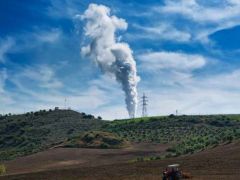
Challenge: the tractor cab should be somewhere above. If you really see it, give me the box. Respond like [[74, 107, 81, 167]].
[[162, 164, 182, 180]]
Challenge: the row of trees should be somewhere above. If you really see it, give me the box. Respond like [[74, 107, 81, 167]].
[[104, 115, 240, 157]]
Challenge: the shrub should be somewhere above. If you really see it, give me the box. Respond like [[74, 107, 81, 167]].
[[82, 133, 94, 143], [103, 137, 121, 145], [100, 143, 109, 149], [0, 164, 6, 175]]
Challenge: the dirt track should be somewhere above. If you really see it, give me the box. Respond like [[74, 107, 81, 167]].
[[1, 142, 240, 180]]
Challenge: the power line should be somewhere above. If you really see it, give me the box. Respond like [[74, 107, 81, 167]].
[[141, 93, 148, 117]]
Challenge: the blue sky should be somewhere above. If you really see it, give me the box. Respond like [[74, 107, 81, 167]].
[[1, 0, 240, 119]]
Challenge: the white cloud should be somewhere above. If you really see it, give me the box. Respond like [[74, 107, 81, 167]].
[[10, 28, 63, 53], [0, 69, 14, 109], [159, 0, 240, 24], [0, 86, 109, 116], [138, 51, 206, 71], [202, 69, 240, 90], [147, 88, 240, 116], [142, 68, 240, 117], [47, 0, 80, 19], [132, 23, 191, 42], [0, 69, 7, 93], [135, 0, 240, 44], [17, 65, 63, 89], [34, 28, 62, 43], [0, 37, 14, 63], [2, 59, 240, 120], [95, 105, 128, 120], [0, 66, 127, 119]]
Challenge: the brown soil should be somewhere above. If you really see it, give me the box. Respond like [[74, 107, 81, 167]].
[[2, 142, 168, 176], [1, 142, 239, 180]]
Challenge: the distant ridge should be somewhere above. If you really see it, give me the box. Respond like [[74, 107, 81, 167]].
[[0, 109, 106, 160]]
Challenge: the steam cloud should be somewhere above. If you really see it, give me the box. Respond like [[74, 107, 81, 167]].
[[80, 4, 139, 118]]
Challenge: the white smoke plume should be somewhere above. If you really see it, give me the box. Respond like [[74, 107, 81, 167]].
[[80, 4, 139, 118]]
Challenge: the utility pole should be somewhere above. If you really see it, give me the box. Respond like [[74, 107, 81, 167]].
[[141, 93, 148, 117], [64, 98, 67, 110]]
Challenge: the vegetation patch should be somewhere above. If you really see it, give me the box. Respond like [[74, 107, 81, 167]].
[[103, 115, 240, 157], [0, 109, 106, 160], [1, 110, 240, 161], [63, 131, 129, 149], [0, 164, 6, 175]]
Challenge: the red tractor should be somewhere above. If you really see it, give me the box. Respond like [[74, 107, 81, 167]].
[[162, 164, 182, 180], [162, 164, 192, 180]]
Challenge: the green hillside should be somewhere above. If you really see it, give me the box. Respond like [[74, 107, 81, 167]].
[[0, 109, 106, 160], [103, 115, 240, 156], [1, 110, 240, 161]]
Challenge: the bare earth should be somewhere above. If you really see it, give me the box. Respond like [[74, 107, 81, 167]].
[[1, 142, 239, 180], [2, 143, 169, 175]]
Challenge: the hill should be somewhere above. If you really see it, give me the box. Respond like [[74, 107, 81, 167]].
[[1, 111, 240, 161], [0, 109, 106, 160], [102, 114, 240, 157], [62, 131, 129, 149], [0, 112, 240, 179]]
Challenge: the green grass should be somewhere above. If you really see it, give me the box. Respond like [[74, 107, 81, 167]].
[[0, 164, 6, 175]]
